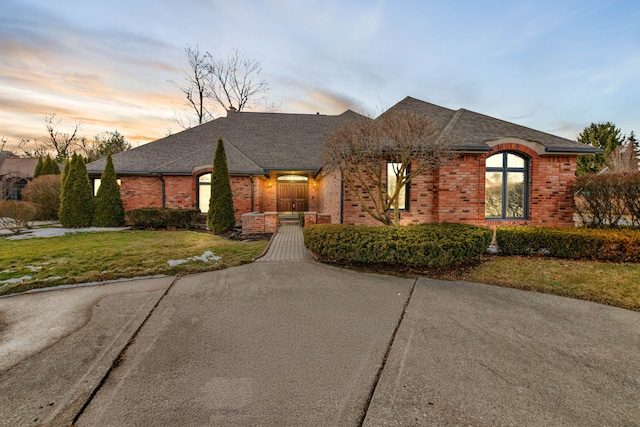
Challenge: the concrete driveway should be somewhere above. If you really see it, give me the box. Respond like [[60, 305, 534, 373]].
[[1, 262, 639, 426]]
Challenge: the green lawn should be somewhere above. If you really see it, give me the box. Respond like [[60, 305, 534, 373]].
[[0, 230, 267, 296]]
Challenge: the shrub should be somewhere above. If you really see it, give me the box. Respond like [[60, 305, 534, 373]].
[[207, 138, 236, 233], [33, 156, 43, 178], [93, 152, 125, 227], [0, 200, 37, 234], [496, 226, 640, 262], [22, 175, 62, 220], [59, 154, 95, 227], [126, 208, 201, 230], [572, 172, 640, 228], [303, 223, 493, 268]]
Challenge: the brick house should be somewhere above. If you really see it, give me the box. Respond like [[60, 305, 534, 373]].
[[86, 96, 599, 231], [0, 151, 39, 200]]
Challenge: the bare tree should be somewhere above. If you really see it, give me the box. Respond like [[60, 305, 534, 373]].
[[78, 130, 132, 162], [44, 114, 84, 162], [172, 46, 275, 128], [323, 110, 454, 226], [17, 139, 48, 159], [605, 143, 639, 173], [206, 48, 271, 112], [171, 45, 213, 128]]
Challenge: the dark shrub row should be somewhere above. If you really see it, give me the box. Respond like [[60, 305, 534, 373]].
[[496, 227, 640, 262], [126, 208, 201, 230], [303, 223, 493, 268], [571, 172, 640, 228]]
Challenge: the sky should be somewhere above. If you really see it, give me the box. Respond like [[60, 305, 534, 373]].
[[1, 0, 639, 152]]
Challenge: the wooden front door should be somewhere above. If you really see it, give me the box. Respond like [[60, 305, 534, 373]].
[[278, 182, 307, 212]]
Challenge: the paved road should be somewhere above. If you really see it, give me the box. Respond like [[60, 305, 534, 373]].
[[1, 262, 639, 426]]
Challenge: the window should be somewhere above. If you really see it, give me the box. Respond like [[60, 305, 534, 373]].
[[387, 162, 407, 210], [485, 152, 528, 219], [197, 173, 211, 213], [93, 178, 121, 197]]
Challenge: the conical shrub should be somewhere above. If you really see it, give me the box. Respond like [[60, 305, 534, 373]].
[[207, 138, 236, 233], [59, 154, 95, 227], [93, 152, 125, 226]]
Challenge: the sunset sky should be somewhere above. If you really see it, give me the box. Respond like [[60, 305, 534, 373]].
[[2, 0, 639, 152]]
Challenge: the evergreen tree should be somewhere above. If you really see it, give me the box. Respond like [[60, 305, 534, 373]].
[[628, 131, 639, 152], [207, 138, 236, 233], [576, 122, 624, 175], [41, 155, 51, 175], [59, 154, 95, 227], [34, 156, 43, 178], [93, 152, 125, 226], [58, 155, 76, 226], [46, 154, 61, 175]]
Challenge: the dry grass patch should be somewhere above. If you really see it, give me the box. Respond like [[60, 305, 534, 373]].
[[436, 256, 640, 312], [0, 230, 267, 295]]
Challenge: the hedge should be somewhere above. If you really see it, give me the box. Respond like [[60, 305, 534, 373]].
[[571, 172, 640, 228], [126, 208, 201, 230], [303, 223, 493, 268], [496, 226, 640, 262]]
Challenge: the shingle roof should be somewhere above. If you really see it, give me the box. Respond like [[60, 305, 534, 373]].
[[87, 109, 366, 176], [385, 96, 600, 153], [0, 155, 39, 178], [87, 96, 598, 176]]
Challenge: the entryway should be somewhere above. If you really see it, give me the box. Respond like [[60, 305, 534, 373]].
[[276, 175, 308, 214]]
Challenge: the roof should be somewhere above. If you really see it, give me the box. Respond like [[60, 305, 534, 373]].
[[384, 96, 601, 154], [87, 109, 366, 176], [87, 96, 599, 176], [0, 154, 39, 179]]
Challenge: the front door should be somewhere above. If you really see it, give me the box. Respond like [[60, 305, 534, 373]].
[[278, 182, 307, 213]]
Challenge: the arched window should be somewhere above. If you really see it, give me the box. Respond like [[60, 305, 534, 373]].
[[485, 152, 528, 219], [197, 173, 211, 213]]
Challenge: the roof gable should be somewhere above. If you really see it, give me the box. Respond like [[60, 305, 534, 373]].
[[382, 97, 599, 154], [88, 109, 367, 175]]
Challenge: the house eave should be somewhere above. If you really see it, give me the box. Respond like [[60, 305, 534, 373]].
[[544, 147, 603, 155]]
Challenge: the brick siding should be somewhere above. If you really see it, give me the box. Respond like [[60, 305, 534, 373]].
[[340, 143, 578, 227]]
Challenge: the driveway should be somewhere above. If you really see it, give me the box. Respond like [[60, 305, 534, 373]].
[[1, 262, 639, 426]]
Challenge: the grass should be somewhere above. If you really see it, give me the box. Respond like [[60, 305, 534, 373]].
[[326, 255, 640, 312], [0, 230, 268, 296], [2, 228, 639, 313], [431, 256, 640, 312]]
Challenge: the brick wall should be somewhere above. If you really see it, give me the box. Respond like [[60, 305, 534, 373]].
[[120, 176, 163, 210], [308, 177, 320, 211], [339, 145, 578, 228], [261, 177, 277, 212], [122, 173, 263, 224], [241, 212, 278, 234], [435, 154, 485, 225], [164, 176, 193, 209], [318, 170, 342, 223]]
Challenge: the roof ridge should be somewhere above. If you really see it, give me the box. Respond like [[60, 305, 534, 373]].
[[436, 109, 465, 144], [152, 138, 263, 173], [458, 107, 576, 144], [220, 139, 264, 172]]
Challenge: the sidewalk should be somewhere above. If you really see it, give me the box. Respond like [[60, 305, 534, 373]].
[[255, 223, 311, 262]]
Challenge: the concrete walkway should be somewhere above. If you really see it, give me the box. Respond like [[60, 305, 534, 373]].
[[255, 223, 311, 262]]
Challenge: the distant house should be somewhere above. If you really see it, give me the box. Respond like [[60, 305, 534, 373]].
[[0, 151, 39, 200], [86, 96, 599, 230]]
